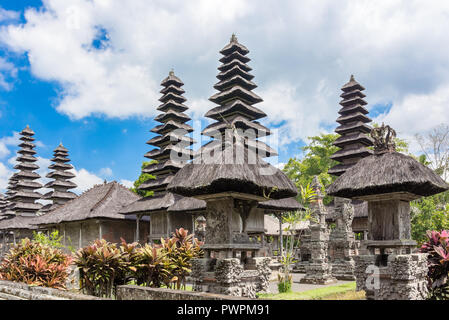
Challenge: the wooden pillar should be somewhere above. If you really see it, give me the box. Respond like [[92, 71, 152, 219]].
[[98, 220, 103, 240], [13, 231, 16, 245], [135, 214, 141, 243], [79, 223, 82, 249], [275, 213, 284, 257], [63, 225, 66, 246], [2, 231, 5, 255]]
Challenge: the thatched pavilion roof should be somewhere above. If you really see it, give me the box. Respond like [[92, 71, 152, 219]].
[[327, 151, 449, 199], [34, 181, 140, 225], [0, 214, 38, 231], [167, 145, 297, 200], [258, 197, 304, 211]]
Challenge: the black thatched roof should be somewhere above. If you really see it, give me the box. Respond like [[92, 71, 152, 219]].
[[9, 126, 43, 215], [328, 75, 373, 177], [0, 214, 38, 231], [167, 144, 297, 200], [258, 197, 304, 211], [34, 181, 140, 225], [327, 151, 449, 199]]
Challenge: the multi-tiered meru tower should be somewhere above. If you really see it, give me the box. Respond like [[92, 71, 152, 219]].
[[121, 71, 203, 242], [8, 126, 42, 216], [328, 75, 373, 176], [327, 75, 373, 280], [40, 144, 77, 214], [201, 34, 276, 158], [168, 35, 298, 298]]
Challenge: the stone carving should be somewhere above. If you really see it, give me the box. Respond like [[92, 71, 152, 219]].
[[371, 123, 396, 154], [355, 253, 428, 300], [300, 177, 337, 284], [329, 197, 357, 280]]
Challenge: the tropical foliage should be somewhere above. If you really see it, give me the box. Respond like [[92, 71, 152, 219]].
[[130, 161, 157, 197], [73, 228, 203, 298], [0, 238, 72, 289], [420, 230, 449, 300], [283, 133, 338, 205]]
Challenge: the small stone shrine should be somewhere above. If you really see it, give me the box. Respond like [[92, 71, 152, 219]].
[[300, 177, 337, 284], [328, 197, 358, 280], [167, 35, 298, 298], [327, 123, 449, 300]]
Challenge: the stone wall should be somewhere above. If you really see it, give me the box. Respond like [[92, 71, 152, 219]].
[[116, 284, 251, 300], [0, 280, 104, 300]]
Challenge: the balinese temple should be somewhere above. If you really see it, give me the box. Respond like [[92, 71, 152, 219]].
[[0, 193, 7, 219], [328, 75, 373, 176], [0, 126, 42, 245], [120, 71, 205, 242], [167, 35, 298, 298], [40, 143, 77, 214], [8, 125, 43, 216], [35, 181, 149, 250], [327, 75, 373, 239], [201, 33, 303, 245]]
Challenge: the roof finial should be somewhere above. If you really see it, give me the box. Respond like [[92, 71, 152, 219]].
[[350, 74, 355, 82], [230, 33, 238, 43], [59, 141, 63, 147], [371, 123, 397, 154], [169, 69, 175, 77]]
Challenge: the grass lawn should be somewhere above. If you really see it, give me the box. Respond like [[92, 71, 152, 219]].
[[258, 282, 365, 300]]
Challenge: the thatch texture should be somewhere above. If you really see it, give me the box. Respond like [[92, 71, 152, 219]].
[[34, 181, 140, 225], [258, 197, 304, 211], [8, 125, 43, 215], [167, 146, 297, 200], [0, 215, 38, 230], [327, 151, 449, 198], [328, 75, 373, 177]]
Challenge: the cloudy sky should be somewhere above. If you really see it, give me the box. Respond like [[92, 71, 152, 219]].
[[0, 0, 448, 194]]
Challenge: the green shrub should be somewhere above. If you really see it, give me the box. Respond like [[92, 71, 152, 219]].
[[74, 229, 203, 297], [277, 279, 292, 293], [0, 238, 72, 289]]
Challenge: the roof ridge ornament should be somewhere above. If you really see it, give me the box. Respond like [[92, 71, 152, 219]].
[[371, 123, 396, 154], [350, 74, 355, 82], [169, 69, 175, 77], [230, 33, 238, 43]]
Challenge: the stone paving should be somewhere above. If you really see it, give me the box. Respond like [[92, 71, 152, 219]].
[[267, 272, 353, 294]]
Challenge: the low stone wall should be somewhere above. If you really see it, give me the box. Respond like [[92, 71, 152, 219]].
[[116, 285, 252, 300], [0, 280, 104, 300]]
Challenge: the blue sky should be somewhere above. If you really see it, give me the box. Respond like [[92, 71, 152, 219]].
[[0, 0, 448, 194]]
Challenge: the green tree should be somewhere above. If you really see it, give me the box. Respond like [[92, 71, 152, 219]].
[[131, 161, 156, 198], [283, 133, 338, 205], [411, 193, 449, 244]]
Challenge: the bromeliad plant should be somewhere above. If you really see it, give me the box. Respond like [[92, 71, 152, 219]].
[[420, 230, 449, 300], [0, 238, 72, 289]]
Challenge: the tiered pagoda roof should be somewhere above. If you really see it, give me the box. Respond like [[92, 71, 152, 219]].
[[121, 71, 205, 215], [40, 143, 77, 214], [168, 35, 297, 201], [0, 193, 7, 219], [8, 126, 43, 215], [328, 75, 374, 177], [199, 34, 276, 158]]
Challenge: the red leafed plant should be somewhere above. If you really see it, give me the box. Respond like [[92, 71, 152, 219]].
[[0, 238, 72, 289], [420, 230, 449, 300]]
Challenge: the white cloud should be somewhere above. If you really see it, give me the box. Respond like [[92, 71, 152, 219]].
[[0, 0, 448, 153], [99, 167, 113, 177], [0, 8, 19, 22], [70, 167, 104, 194], [0, 162, 12, 193], [120, 179, 133, 188], [0, 131, 20, 159]]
